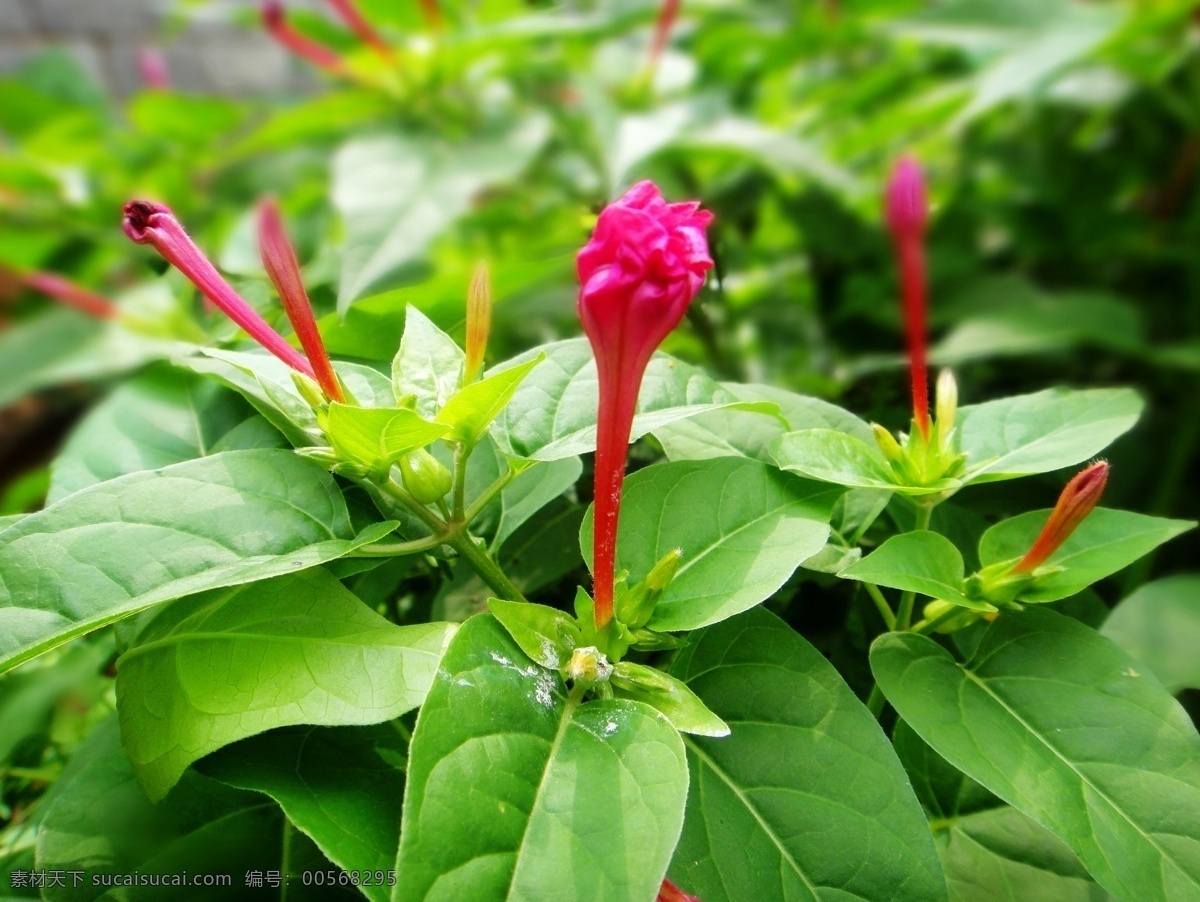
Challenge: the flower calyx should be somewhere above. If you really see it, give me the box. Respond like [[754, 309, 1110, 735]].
[[872, 368, 966, 494]]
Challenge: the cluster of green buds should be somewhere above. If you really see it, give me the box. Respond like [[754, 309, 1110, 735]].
[[872, 368, 968, 495]]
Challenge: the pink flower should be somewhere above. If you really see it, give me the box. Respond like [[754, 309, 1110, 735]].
[[1013, 461, 1109, 574], [136, 47, 171, 91], [122, 200, 315, 378], [579, 180, 713, 628], [262, 1, 345, 73], [884, 155, 930, 439], [258, 199, 343, 401], [21, 271, 117, 319]]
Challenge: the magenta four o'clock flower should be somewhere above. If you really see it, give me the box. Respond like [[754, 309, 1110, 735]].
[[578, 180, 714, 629]]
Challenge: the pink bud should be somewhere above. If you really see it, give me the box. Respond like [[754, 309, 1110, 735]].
[[22, 271, 117, 320], [325, 0, 393, 60], [657, 879, 700, 902], [884, 155, 930, 438], [258, 199, 343, 402], [1013, 461, 1109, 574], [136, 47, 171, 91], [263, 1, 345, 72], [579, 180, 713, 628], [122, 200, 315, 378]]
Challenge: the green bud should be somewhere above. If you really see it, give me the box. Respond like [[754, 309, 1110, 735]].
[[398, 448, 452, 504], [616, 548, 683, 630], [935, 369, 958, 435], [294, 446, 339, 468], [292, 371, 327, 409], [873, 423, 906, 464]]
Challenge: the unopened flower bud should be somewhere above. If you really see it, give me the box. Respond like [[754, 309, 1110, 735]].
[[884, 155, 930, 439], [873, 423, 905, 464], [398, 448, 452, 505], [1013, 461, 1109, 574], [564, 646, 612, 684], [935, 369, 957, 434], [465, 261, 492, 383], [617, 548, 682, 630], [292, 371, 327, 410]]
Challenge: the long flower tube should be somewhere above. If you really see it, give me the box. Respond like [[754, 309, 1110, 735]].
[[21, 271, 117, 319], [263, 1, 345, 72], [325, 0, 394, 61], [579, 181, 713, 628], [122, 200, 315, 378], [884, 155, 930, 439], [1013, 461, 1109, 574], [646, 0, 681, 77], [257, 199, 343, 401]]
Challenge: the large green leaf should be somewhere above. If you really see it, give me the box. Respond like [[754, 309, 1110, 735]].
[[333, 117, 550, 309], [978, 508, 1194, 602], [199, 724, 407, 902], [957, 388, 1142, 483], [116, 570, 453, 801], [436, 354, 545, 444], [395, 615, 688, 902], [841, 531, 996, 612], [392, 307, 465, 418], [580, 458, 840, 631], [0, 449, 396, 675], [871, 609, 1200, 901], [668, 608, 947, 901], [490, 339, 777, 461], [47, 367, 283, 504], [1103, 575, 1200, 693]]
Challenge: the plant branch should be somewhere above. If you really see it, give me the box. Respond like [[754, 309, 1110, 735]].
[[864, 583, 896, 631]]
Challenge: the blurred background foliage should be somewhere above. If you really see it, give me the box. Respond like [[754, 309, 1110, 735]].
[[1, 0, 1199, 877]]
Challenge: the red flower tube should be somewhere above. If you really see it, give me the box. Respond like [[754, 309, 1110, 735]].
[[258, 199, 343, 402], [657, 878, 700, 902], [884, 155, 930, 439], [325, 0, 394, 61], [122, 200, 315, 378], [1013, 461, 1109, 574], [262, 1, 345, 72], [646, 0, 681, 75], [21, 271, 117, 319], [579, 181, 713, 628]]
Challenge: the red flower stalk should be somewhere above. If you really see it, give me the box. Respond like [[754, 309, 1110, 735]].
[[325, 0, 394, 60], [1013, 461, 1109, 574], [657, 878, 700, 902], [123, 200, 315, 378], [579, 181, 713, 628], [646, 0, 681, 76], [136, 47, 171, 91], [262, 1, 345, 72], [885, 155, 930, 439], [21, 271, 117, 319], [257, 199, 343, 402]]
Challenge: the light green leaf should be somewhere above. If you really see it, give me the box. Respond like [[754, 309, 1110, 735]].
[[842, 531, 996, 612], [0, 449, 397, 675], [436, 353, 545, 444], [610, 661, 729, 737], [395, 615, 688, 902], [871, 608, 1200, 901], [324, 403, 448, 471], [116, 570, 454, 801], [48, 367, 283, 504], [978, 508, 1194, 602], [580, 458, 840, 631], [1103, 576, 1200, 693], [197, 724, 407, 902], [958, 388, 1143, 483], [771, 429, 956, 495], [669, 608, 947, 901], [392, 307, 465, 418], [333, 117, 550, 309], [489, 598, 581, 669]]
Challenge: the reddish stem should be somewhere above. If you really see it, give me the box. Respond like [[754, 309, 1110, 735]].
[[325, 0, 394, 60], [646, 0, 681, 74], [21, 272, 118, 319], [263, 1, 346, 72], [897, 235, 929, 437]]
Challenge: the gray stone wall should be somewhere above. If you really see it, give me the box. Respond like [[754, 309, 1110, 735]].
[[0, 0, 325, 96]]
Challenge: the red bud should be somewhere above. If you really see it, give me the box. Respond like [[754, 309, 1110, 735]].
[[885, 155, 930, 439], [1014, 461, 1109, 574]]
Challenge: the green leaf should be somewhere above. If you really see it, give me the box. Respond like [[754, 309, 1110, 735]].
[[395, 615, 688, 901], [0, 449, 397, 675], [610, 661, 729, 737], [198, 724, 407, 902], [771, 429, 957, 495], [978, 508, 1194, 602], [957, 388, 1142, 483], [436, 353, 545, 444], [580, 459, 840, 631], [668, 608, 947, 901], [841, 531, 996, 612], [491, 339, 776, 461], [333, 117, 550, 309], [116, 569, 454, 801], [870, 608, 1200, 901], [48, 367, 283, 504], [490, 456, 582, 551], [489, 598, 581, 669], [324, 403, 448, 471], [1103, 575, 1200, 693], [392, 307, 465, 418]]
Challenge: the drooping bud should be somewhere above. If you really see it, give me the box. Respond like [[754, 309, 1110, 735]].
[[258, 199, 343, 402], [1013, 461, 1109, 574], [579, 180, 713, 629], [136, 47, 170, 91], [935, 368, 957, 434], [325, 0, 393, 60], [21, 271, 117, 319], [884, 155, 930, 439], [464, 261, 492, 383], [262, 1, 345, 72], [657, 879, 700, 902], [398, 448, 453, 505], [872, 423, 905, 464], [122, 199, 315, 377]]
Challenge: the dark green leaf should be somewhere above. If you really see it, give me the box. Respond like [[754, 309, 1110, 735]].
[[841, 531, 996, 612], [1103, 575, 1200, 693]]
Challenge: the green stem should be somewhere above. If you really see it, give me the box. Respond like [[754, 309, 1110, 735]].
[[910, 606, 968, 636], [865, 583, 896, 631], [867, 685, 886, 718], [452, 441, 471, 521], [895, 503, 934, 630], [350, 535, 445, 557], [462, 467, 518, 526], [446, 531, 527, 603]]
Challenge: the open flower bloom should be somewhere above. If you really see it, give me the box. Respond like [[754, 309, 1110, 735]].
[[1014, 461, 1109, 574], [123, 200, 315, 378], [579, 180, 713, 627], [885, 155, 930, 439], [262, 1, 345, 72]]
